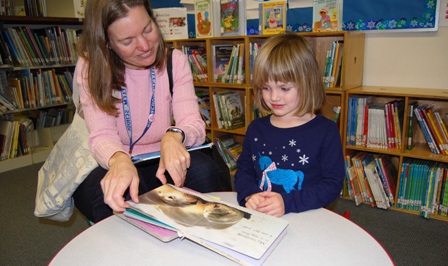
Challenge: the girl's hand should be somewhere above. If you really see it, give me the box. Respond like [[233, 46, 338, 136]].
[[101, 152, 140, 212], [253, 191, 285, 217], [156, 131, 190, 187], [245, 193, 265, 210]]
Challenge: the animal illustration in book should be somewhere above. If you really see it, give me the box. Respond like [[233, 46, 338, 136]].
[[196, 3, 212, 36], [139, 185, 251, 230], [220, 0, 239, 34], [316, 8, 331, 30], [265, 6, 282, 29], [312, 0, 341, 32], [258, 154, 304, 194]]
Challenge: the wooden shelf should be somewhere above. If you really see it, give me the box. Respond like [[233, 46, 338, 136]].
[[0, 15, 82, 25], [170, 31, 365, 142], [344, 86, 448, 221]]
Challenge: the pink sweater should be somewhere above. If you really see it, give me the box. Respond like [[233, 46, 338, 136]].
[[76, 49, 205, 169]]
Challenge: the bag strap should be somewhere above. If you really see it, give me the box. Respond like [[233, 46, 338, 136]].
[[167, 47, 174, 96]]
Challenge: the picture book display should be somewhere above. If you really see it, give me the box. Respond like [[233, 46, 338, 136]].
[[116, 184, 289, 265], [194, 0, 220, 38], [259, 1, 287, 35], [220, 0, 246, 36], [154, 8, 188, 40], [312, 0, 342, 32]]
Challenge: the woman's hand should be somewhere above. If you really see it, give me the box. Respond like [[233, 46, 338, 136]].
[[100, 152, 139, 212], [156, 131, 190, 187]]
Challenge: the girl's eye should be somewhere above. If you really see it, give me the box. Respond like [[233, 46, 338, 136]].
[[262, 87, 270, 91]]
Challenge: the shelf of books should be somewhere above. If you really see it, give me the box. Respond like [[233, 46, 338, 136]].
[[170, 31, 365, 173], [343, 86, 448, 222], [0, 14, 81, 172]]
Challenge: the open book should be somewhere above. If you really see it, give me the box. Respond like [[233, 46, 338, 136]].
[[131, 142, 214, 165], [115, 184, 289, 266]]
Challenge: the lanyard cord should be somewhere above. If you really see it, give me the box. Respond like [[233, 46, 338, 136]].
[[121, 67, 156, 155]]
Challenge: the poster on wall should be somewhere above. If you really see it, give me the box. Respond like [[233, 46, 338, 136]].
[[342, 0, 440, 32]]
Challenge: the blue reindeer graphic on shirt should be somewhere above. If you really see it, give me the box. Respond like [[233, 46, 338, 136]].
[[258, 154, 304, 193]]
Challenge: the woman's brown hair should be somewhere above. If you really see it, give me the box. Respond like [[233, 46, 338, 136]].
[[77, 0, 167, 115]]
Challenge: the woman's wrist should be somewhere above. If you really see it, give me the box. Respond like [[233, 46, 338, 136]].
[[166, 127, 186, 144], [108, 151, 131, 168]]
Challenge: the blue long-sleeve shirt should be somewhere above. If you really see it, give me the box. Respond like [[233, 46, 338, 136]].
[[234, 114, 345, 214]]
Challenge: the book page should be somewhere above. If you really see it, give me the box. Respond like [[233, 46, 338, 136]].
[[128, 184, 289, 260]]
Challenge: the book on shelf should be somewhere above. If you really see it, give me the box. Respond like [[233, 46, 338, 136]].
[[438, 168, 448, 217], [194, 0, 220, 38], [362, 154, 390, 209], [249, 42, 261, 84], [216, 91, 245, 130], [414, 105, 441, 154], [312, 0, 342, 32], [196, 90, 212, 126], [0, 120, 14, 160], [115, 184, 289, 265], [397, 159, 447, 218], [366, 102, 388, 149], [212, 91, 225, 129], [351, 152, 375, 207], [0, 32, 14, 66], [374, 155, 397, 207], [220, 0, 246, 36], [424, 106, 448, 155], [211, 44, 234, 83], [433, 109, 448, 152], [131, 142, 214, 165], [154, 7, 189, 41], [259, 1, 286, 35], [333, 106, 341, 123], [323, 40, 343, 88], [215, 134, 239, 170], [344, 155, 362, 206], [182, 46, 208, 83], [218, 43, 244, 84], [407, 102, 418, 150]]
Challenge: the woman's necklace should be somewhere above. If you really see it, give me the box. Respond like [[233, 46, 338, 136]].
[[121, 67, 156, 155]]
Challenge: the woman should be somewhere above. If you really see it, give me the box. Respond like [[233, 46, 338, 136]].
[[73, 0, 221, 223]]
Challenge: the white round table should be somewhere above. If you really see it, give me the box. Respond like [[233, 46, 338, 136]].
[[50, 192, 394, 266]]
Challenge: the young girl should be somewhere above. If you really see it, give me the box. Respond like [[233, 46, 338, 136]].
[[234, 33, 345, 217]]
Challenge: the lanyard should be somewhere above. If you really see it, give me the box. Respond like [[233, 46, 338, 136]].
[[121, 67, 156, 155]]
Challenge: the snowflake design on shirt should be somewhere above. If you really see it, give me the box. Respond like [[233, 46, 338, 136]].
[[289, 139, 296, 147], [282, 154, 288, 162], [299, 154, 309, 165]]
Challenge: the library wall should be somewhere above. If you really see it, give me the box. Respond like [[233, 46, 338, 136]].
[[363, 27, 448, 90]]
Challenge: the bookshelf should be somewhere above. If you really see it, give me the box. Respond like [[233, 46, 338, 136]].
[[344, 86, 448, 222], [169, 31, 365, 170], [0, 14, 82, 173]]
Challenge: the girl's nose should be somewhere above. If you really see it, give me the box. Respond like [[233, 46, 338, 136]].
[[270, 89, 280, 101]]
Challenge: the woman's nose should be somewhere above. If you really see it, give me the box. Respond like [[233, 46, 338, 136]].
[[136, 35, 149, 51]]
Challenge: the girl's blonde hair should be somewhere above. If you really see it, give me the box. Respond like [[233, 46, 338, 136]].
[[78, 0, 167, 115], [253, 33, 326, 116]]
